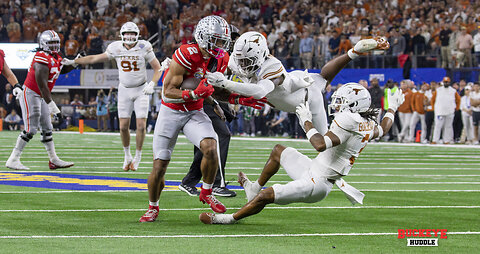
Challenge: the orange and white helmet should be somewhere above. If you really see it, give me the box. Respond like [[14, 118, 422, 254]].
[[329, 83, 371, 115], [120, 22, 140, 45], [232, 31, 269, 76]]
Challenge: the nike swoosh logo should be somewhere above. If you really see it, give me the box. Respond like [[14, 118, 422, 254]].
[[199, 92, 206, 96]]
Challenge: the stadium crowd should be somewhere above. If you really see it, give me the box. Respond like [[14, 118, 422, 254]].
[[1, 0, 480, 144]]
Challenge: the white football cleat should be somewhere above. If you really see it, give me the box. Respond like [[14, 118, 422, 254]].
[[123, 155, 133, 171], [353, 36, 390, 54], [49, 158, 74, 170], [6, 156, 29, 170], [199, 212, 236, 224], [238, 171, 260, 202], [129, 156, 141, 171]]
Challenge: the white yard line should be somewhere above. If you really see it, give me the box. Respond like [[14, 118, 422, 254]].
[[0, 206, 479, 213], [0, 232, 479, 239]]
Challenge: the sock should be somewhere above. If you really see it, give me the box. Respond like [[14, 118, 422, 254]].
[[43, 141, 58, 161], [124, 146, 131, 157], [252, 180, 262, 193], [11, 136, 28, 158], [149, 201, 159, 207], [135, 149, 142, 159], [202, 182, 213, 190]]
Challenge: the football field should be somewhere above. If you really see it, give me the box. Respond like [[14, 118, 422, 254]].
[[0, 131, 479, 253]]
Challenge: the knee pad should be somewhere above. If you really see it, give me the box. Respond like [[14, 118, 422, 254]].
[[41, 131, 53, 143], [20, 130, 34, 142]]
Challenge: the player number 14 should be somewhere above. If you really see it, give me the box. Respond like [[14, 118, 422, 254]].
[[121, 61, 140, 72]]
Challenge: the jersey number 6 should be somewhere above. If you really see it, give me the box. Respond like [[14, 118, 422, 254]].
[[121, 61, 140, 72]]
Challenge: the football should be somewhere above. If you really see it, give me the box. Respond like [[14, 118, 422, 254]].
[[180, 77, 202, 90]]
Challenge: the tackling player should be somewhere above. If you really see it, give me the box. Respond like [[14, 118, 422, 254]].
[[205, 32, 390, 135], [6, 30, 75, 170], [199, 83, 405, 224], [62, 22, 162, 171]]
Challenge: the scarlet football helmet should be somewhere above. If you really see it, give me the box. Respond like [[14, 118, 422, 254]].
[[194, 15, 231, 59], [39, 30, 61, 53]]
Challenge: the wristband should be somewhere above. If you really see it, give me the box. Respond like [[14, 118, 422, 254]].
[[306, 128, 319, 140], [14, 83, 22, 89], [377, 125, 384, 137], [347, 48, 359, 59], [323, 136, 333, 149], [384, 112, 394, 121], [182, 90, 197, 101]]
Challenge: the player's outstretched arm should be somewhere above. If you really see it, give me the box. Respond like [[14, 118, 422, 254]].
[[296, 103, 341, 152], [73, 53, 110, 65], [163, 60, 187, 99], [372, 89, 405, 139], [205, 71, 275, 99]]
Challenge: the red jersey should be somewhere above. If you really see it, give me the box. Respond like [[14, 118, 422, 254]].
[[0, 49, 5, 74], [24, 51, 63, 96], [162, 43, 229, 111]]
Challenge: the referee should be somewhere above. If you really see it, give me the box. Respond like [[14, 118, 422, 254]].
[[178, 25, 240, 197]]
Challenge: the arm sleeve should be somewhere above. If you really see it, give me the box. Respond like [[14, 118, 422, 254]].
[[224, 78, 275, 99], [33, 52, 50, 65], [144, 42, 156, 63]]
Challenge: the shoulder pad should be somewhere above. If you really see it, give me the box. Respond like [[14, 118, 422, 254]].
[[333, 112, 361, 132], [258, 56, 285, 80]]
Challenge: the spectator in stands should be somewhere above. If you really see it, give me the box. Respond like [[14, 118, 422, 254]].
[[243, 106, 256, 137], [96, 89, 108, 132], [288, 31, 301, 69], [389, 28, 406, 67], [3, 84, 14, 113], [299, 31, 314, 69], [460, 85, 475, 144], [456, 26, 473, 67], [60, 98, 74, 127], [368, 78, 383, 124], [471, 83, 480, 144], [65, 34, 80, 59], [6, 16, 20, 43], [328, 30, 340, 58], [0, 19, 8, 42], [408, 83, 428, 143], [273, 34, 289, 67], [398, 80, 413, 142], [4, 109, 22, 130], [0, 104, 6, 119], [473, 29, 480, 66], [431, 77, 461, 144]]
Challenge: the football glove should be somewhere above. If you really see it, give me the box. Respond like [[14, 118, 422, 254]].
[[295, 102, 312, 132], [143, 81, 156, 95], [387, 89, 405, 111], [12, 83, 23, 97], [47, 101, 61, 115], [160, 57, 171, 72], [205, 72, 228, 88]]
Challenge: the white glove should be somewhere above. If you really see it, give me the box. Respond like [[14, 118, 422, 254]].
[[48, 101, 61, 115], [143, 81, 156, 95], [61, 58, 77, 67], [387, 89, 405, 111], [295, 103, 312, 132], [12, 83, 23, 97], [159, 57, 171, 72], [205, 71, 228, 88], [301, 69, 314, 88]]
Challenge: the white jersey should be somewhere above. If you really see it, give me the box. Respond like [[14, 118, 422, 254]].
[[228, 55, 326, 112], [106, 40, 156, 88], [311, 111, 375, 176]]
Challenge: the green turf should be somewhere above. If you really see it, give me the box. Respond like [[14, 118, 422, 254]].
[[0, 131, 479, 253]]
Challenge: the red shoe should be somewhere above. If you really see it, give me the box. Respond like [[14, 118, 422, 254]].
[[199, 188, 226, 213], [139, 205, 159, 222]]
